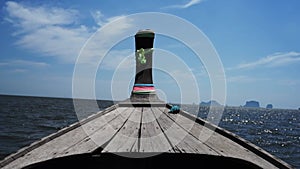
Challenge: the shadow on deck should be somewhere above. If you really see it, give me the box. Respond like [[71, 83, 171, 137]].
[[23, 152, 262, 169]]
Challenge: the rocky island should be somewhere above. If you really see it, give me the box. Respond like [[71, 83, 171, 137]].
[[200, 100, 221, 106], [244, 100, 260, 108], [266, 104, 273, 109]]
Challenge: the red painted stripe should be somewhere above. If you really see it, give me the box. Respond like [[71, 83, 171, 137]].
[[133, 86, 155, 91]]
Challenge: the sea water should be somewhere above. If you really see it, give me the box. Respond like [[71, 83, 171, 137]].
[[0, 95, 299, 168]]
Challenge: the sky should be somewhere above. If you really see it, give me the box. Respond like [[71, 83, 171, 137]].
[[0, 0, 300, 109]]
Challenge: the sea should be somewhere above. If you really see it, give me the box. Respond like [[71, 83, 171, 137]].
[[0, 95, 299, 168]]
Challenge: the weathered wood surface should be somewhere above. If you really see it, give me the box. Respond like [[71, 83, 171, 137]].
[[140, 107, 173, 153], [158, 107, 277, 169], [0, 104, 292, 169]]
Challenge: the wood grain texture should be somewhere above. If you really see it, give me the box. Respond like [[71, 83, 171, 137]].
[[153, 107, 219, 155], [103, 108, 141, 152], [139, 107, 173, 152], [164, 108, 277, 168]]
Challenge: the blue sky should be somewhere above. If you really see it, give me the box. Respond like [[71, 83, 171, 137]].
[[0, 0, 300, 109]]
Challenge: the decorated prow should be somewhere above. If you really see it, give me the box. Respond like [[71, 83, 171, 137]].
[[130, 29, 160, 102]]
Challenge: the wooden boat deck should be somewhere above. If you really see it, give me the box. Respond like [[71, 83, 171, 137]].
[[0, 103, 292, 169]]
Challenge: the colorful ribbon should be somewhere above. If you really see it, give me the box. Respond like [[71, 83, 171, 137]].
[[132, 86, 155, 94], [134, 84, 154, 87]]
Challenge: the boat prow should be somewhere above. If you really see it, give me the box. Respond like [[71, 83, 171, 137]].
[[0, 29, 293, 169]]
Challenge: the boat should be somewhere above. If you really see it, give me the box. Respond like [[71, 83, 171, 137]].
[[0, 30, 293, 169]]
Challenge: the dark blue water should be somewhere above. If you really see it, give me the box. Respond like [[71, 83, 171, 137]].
[[0, 95, 113, 161], [0, 95, 299, 168], [181, 105, 300, 168]]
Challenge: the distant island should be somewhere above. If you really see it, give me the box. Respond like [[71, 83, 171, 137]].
[[266, 104, 273, 109], [244, 100, 260, 108], [200, 100, 221, 106], [200, 100, 274, 109]]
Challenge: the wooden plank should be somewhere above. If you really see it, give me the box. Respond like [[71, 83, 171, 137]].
[[197, 124, 276, 168], [55, 107, 127, 156], [139, 107, 173, 152], [103, 108, 142, 152], [118, 102, 166, 107], [206, 130, 276, 168], [152, 107, 218, 155], [64, 107, 134, 154], [55, 107, 126, 156], [158, 107, 218, 152], [1, 107, 126, 169], [55, 107, 129, 155], [162, 107, 276, 168]]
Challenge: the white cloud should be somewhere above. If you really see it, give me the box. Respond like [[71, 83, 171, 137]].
[[0, 59, 49, 67], [91, 10, 127, 27], [278, 79, 300, 86], [5, 1, 79, 33], [12, 69, 28, 73], [229, 52, 300, 70], [4, 1, 90, 63], [4, 1, 134, 65], [100, 50, 134, 70], [227, 75, 269, 83], [163, 0, 204, 9], [183, 0, 203, 8], [16, 25, 91, 63], [74, 14, 135, 65], [91, 10, 105, 26]]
